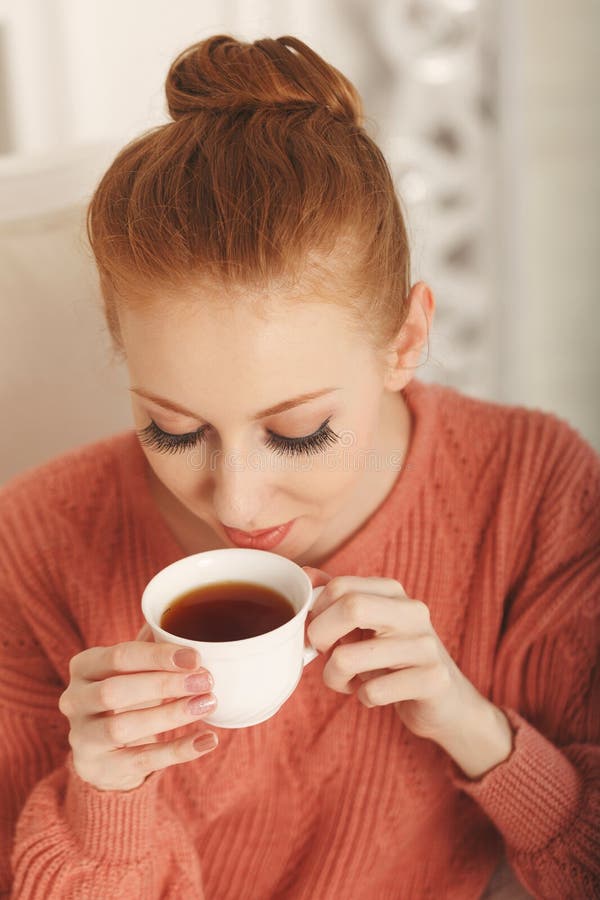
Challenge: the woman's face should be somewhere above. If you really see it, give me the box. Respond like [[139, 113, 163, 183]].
[[120, 291, 410, 561]]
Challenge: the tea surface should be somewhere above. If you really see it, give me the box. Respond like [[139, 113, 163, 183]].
[[160, 580, 296, 641]]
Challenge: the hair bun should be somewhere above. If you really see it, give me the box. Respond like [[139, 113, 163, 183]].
[[165, 34, 363, 126]]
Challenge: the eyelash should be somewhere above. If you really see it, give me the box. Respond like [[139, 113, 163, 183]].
[[136, 417, 340, 457]]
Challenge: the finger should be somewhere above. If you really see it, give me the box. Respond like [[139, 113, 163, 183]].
[[82, 669, 214, 714], [70, 641, 204, 682], [120, 700, 174, 743], [355, 664, 449, 708], [118, 727, 219, 778], [302, 566, 333, 589], [83, 693, 218, 749], [347, 667, 391, 693], [307, 592, 430, 654], [308, 575, 408, 618], [322, 634, 438, 694], [122, 731, 160, 747]]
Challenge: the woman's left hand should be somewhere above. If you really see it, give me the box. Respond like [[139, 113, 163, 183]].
[[303, 567, 489, 743]]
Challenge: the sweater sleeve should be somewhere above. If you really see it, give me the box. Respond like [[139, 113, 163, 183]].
[[0, 498, 206, 899], [445, 416, 600, 900]]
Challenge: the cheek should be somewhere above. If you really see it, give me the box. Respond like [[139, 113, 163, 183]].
[[280, 444, 368, 506], [265, 418, 378, 500], [144, 448, 201, 500], [141, 419, 375, 511]]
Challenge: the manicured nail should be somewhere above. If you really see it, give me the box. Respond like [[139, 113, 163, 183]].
[[188, 694, 217, 715], [173, 648, 198, 669], [184, 672, 213, 693], [193, 732, 218, 753]]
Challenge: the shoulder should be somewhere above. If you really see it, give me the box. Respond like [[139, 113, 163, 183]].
[[417, 379, 599, 508], [421, 376, 590, 448], [0, 435, 134, 679], [0, 430, 134, 553]]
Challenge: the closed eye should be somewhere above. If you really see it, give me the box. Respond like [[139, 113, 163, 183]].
[[136, 417, 340, 457]]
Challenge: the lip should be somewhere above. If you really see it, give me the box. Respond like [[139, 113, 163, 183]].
[[222, 519, 295, 550]]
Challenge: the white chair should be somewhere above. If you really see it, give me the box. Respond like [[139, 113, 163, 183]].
[[0, 140, 133, 485]]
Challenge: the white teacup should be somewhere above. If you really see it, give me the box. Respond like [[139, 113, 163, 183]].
[[141, 548, 324, 728]]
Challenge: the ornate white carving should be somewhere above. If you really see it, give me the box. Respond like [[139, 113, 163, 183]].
[[352, 0, 501, 397]]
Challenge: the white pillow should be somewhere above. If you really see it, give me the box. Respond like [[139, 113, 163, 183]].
[[0, 203, 131, 486]]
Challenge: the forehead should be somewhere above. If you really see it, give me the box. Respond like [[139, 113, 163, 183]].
[[119, 296, 374, 411], [122, 293, 363, 356]]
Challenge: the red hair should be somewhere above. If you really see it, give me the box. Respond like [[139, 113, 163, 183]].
[[85, 34, 412, 360]]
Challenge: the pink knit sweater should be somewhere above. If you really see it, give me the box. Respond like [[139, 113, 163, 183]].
[[1, 378, 598, 899]]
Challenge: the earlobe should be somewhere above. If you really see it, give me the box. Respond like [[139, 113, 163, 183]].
[[382, 348, 413, 392]]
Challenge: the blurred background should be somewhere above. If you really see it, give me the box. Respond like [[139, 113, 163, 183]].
[[0, 0, 598, 485]]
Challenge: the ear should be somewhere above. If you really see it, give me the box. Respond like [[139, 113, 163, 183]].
[[380, 281, 435, 392]]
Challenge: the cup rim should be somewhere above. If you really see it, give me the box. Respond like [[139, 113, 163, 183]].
[[141, 548, 314, 649]]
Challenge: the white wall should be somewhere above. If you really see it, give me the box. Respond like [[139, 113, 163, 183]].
[[1, 0, 368, 153], [503, 0, 599, 446]]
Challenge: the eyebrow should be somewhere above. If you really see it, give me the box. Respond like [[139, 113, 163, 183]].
[[129, 386, 341, 421]]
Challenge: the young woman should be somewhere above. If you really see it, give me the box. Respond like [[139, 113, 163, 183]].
[[1, 34, 598, 899]]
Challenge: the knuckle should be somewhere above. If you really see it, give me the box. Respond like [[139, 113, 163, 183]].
[[320, 576, 343, 603], [323, 576, 340, 596], [98, 678, 119, 711], [435, 666, 452, 688], [331, 645, 352, 676], [174, 737, 193, 762], [162, 645, 179, 669], [342, 591, 362, 620], [68, 652, 82, 680], [322, 664, 336, 690], [424, 666, 446, 696], [67, 726, 78, 750], [155, 698, 176, 728], [58, 689, 73, 717], [103, 714, 126, 746], [363, 682, 380, 706], [416, 600, 431, 624], [160, 672, 177, 697], [111, 643, 130, 672], [419, 634, 438, 659], [132, 747, 152, 773]]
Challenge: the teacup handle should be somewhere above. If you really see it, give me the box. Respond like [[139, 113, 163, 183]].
[[302, 584, 326, 666]]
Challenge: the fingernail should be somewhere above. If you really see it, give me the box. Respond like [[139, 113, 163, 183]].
[[188, 694, 217, 715], [193, 732, 218, 753], [184, 672, 213, 693], [173, 648, 198, 669]]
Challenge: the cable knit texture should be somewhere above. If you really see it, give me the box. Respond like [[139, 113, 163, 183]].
[[0, 378, 598, 899]]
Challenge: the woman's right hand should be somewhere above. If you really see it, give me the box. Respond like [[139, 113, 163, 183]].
[[58, 624, 219, 792]]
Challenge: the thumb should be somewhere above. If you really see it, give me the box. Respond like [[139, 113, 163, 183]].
[[302, 566, 333, 588], [135, 621, 155, 643]]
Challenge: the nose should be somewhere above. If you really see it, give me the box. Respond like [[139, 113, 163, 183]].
[[210, 446, 273, 532]]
